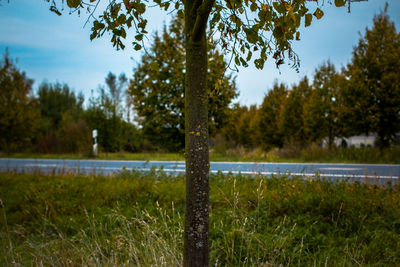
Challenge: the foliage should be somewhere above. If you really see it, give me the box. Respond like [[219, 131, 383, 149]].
[[36, 82, 90, 154], [0, 50, 40, 152], [303, 61, 343, 148], [280, 76, 311, 147], [221, 104, 258, 149], [128, 17, 238, 152], [1, 172, 400, 265], [258, 82, 287, 149], [85, 73, 135, 153], [37, 82, 84, 130], [342, 10, 400, 148]]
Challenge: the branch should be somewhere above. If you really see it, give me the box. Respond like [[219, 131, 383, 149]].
[[192, 0, 215, 42]]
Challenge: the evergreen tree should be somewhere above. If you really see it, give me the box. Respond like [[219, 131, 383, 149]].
[[128, 17, 238, 152], [343, 9, 400, 148]]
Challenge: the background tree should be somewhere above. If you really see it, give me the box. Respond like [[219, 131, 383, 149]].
[[128, 17, 238, 152], [85, 72, 134, 153], [37, 82, 90, 153], [37, 82, 84, 132], [280, 76, 311, 147], [221, 104, 258, 149], [258, 82, 287, 150], [85, 86, 122, 152], [303, 61, 342, 149], [0, 50, 40, 152], [343, 8, 400, 148], [105, 72, 128, 116]]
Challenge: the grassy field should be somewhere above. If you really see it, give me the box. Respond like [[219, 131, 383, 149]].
[[1, 146, 400, 164], [1, 171, 399, 266]]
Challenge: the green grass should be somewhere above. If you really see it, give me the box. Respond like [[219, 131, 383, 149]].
[[0, 151, 185, 161], [1, 171, 399, 266], [2, 146, 400, 163]]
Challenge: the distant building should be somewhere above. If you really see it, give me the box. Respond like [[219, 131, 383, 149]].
[[322, 134, 377, 148]]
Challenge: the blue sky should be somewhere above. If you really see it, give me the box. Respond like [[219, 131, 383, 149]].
[[0, 0, 399, 106]]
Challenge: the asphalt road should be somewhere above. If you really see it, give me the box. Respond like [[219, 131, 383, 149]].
[[1, 158, 399, 184]]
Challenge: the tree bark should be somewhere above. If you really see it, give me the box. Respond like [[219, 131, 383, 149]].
[[184, 1, 212, 266]]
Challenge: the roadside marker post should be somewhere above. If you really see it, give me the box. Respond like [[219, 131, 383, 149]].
[[92, 129, 98, 157]]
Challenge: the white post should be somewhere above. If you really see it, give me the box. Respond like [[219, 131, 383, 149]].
[[92, 129, 98, 157]]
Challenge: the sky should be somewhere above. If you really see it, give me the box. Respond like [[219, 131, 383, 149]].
[[0, 0, 399, 107]]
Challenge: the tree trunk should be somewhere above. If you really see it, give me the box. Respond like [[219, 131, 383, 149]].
[[184, 2, 210, 267]]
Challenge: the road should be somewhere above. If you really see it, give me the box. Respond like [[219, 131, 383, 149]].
[[0, 158, 399, 184]]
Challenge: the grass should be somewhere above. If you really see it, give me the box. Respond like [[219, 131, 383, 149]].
[[1, 146, 400, 163], [1, 171, 400, 266], [0, 151, 185, 161]]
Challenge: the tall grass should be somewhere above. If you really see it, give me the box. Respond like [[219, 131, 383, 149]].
[[1, 171, 400, 266]]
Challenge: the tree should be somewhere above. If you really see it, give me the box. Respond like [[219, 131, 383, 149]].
[[258, 82, 287, 149], [37, 82, 85, 132], [280, 76, 311, 147], [45, 0, 342, 265], [303, 61, 343, 149], [105, 72, 128, 116], [37, 82, 90, 153], [128, 17, 237, 152], [85, 85, 123, 152], [222, 103, 258, 148], [0, 50, 40, 152], [343, 8, 400, 148]]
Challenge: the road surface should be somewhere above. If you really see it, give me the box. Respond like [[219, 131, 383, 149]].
[[1, 158, 399, 184]]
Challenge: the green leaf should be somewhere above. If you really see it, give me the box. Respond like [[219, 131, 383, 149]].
[[126, 16, 133, 28], [254, 58, 265, 69], [244, 28, 258, 44], [135, 34, 143, 41], [296, 31, 300, 41], [273, 2, 286, 14], [67, 0, 81, 8], [133, 43, 142, 50], [93, 20, 105, 31], [117, 14, 126, 25], [90, 31, 97, 41], [273, 26, 284, 39], [163, 2, 170, 10], [136, 3, 146, 14], [120, 28, 126, 39], [246, 51, 252, 61], [335, 0, 346, 7], [250, 3, 258, 12], [235, 55, 240, 66], [240, 57, 248, 67], [313, 8, 324, 20], [305, 13, 312, 27]]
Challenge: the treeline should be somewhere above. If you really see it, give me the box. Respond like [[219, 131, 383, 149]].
[[219, 10, 400, 151], [0, 11, 399, 155], [0, 53, 142, 154]]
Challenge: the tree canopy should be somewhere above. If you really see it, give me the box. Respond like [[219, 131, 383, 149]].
[[343, 8, 400, 148], [0, 50, 40, 152]]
